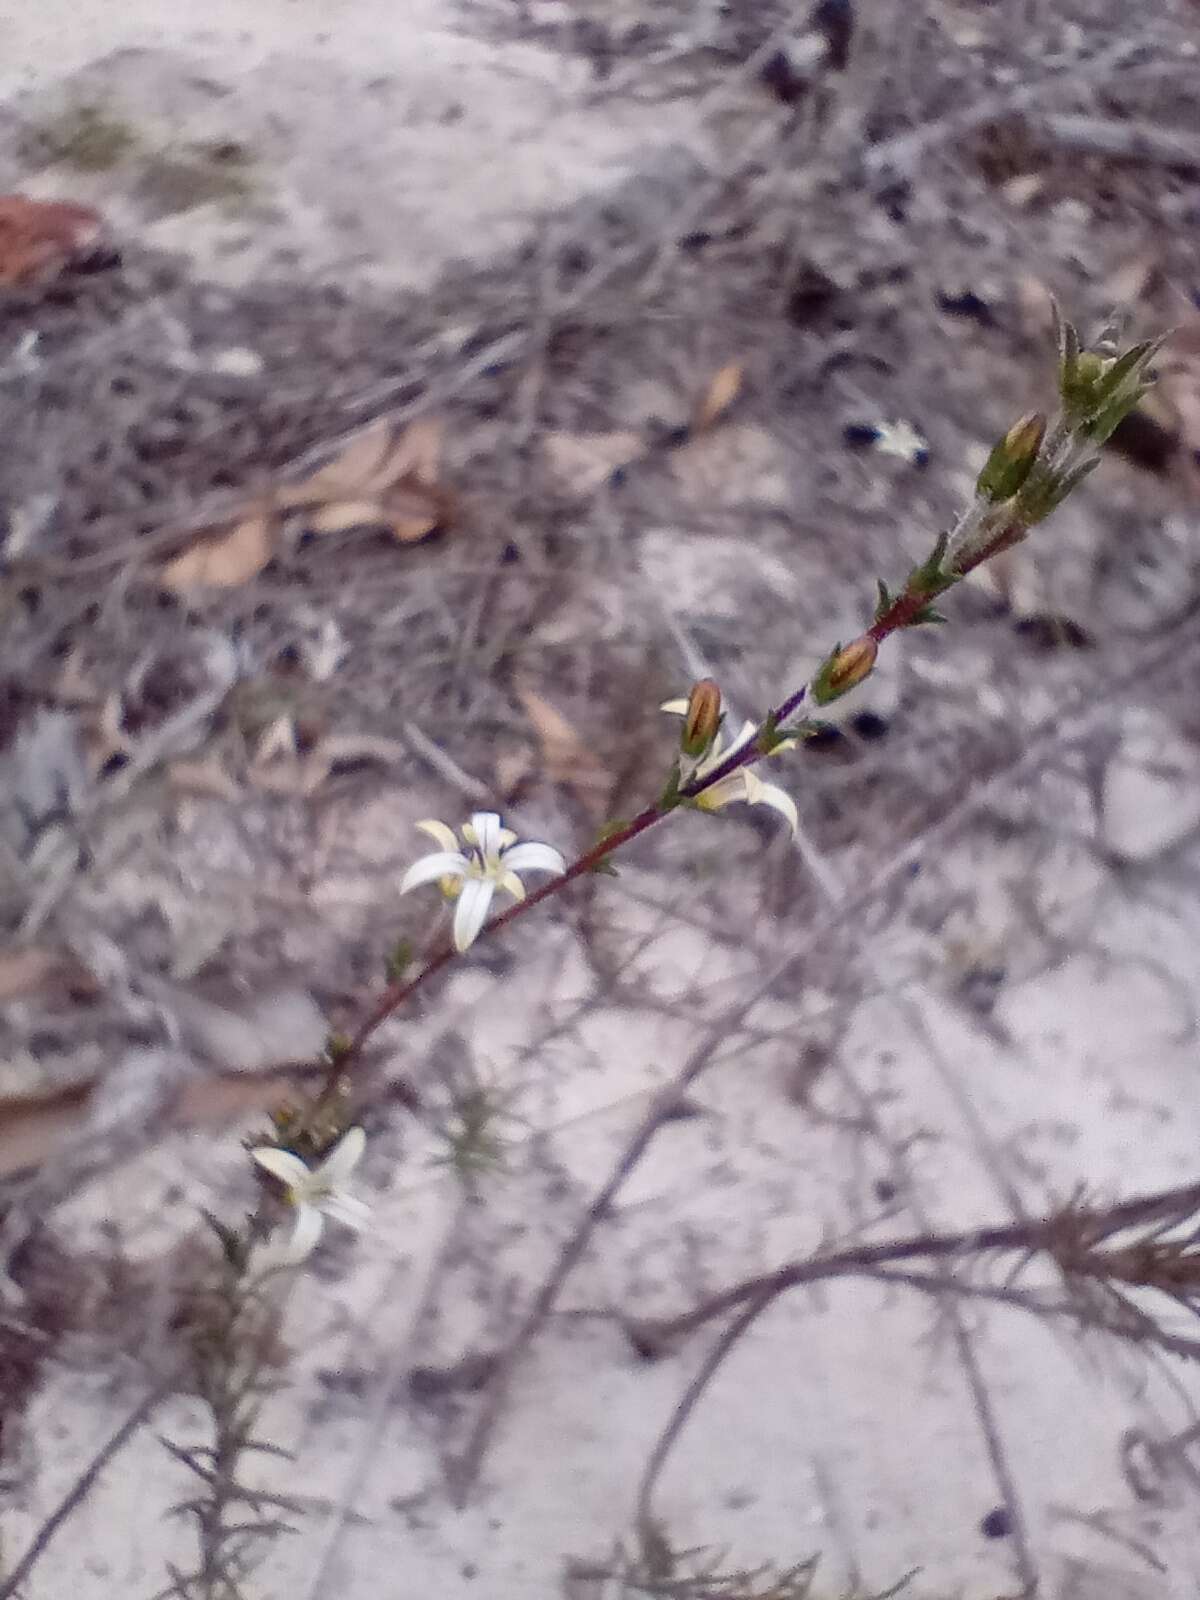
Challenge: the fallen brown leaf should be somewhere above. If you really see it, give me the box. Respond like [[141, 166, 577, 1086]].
[[167, 753, 242, 802], [306, 485, 444, 544], [0, 945, 96, 1003], [315, 731, 408, 772], [0, 1069, 321, 1181], [306, 499, 390, 534], [693, 360, 744, 433], [376, 416, 443, 489], [0, 193, 103, 287], [282, 417, 449, 543], [382, 490, 444, 543], [161, 509, 276, 593], [281, 421, 395, 504], [543, 429, 646, 499], [516, 682, 610, 812], [495, 745, 535, 800]]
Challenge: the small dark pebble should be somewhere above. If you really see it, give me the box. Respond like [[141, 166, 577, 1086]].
[[937, 288, 995, 325], [785, 263, 841, 327], [1107, 408, 1177, 475], [760, 49, 810, 106], [980, 1506, 1011, 1539], [1013, 613, 1093, 651], [842, 422, 880, 450], [850, 710, 889, 741], [812, 0, 855, 70]]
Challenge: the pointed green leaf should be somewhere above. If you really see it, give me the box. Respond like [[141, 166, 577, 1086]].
[[659, 759, 683, 810], [1096, 337, 1159, 402], [385, 938, 414, 982]]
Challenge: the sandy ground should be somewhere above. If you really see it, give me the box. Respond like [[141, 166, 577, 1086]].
[[0, 0, 713, 293], [3, 2, 1200, 1599]]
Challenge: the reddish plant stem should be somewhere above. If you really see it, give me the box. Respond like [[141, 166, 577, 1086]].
[[318, 530, 1020, 1104], [338, 804, 664, 1074], [867, 590, 933, 641]]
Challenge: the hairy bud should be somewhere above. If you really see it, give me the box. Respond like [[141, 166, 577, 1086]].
[[976, 412, 1046, 503]]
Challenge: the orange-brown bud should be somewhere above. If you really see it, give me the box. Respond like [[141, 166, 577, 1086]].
[[682, 678, 723, 755], [811, 636, 878, 706]]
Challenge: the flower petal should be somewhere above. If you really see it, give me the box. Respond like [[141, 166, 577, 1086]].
[[285, 1204, 325, 1263], [498, 870, 526, 903], [252, 1146, 311, 1192], [745, 770, 798, 835], [695, 774, 743, 812], [453, 876, 495, 951], [724, 719, 758, 758], [324, 1193, 371, 1232], [501, 841, 566, 877], [400, 852, 468, 894], [415, 818, 459, 852], [661, 699, 689, 716], [469, 812, 505, 864], [318, 1126, 366, 1185]]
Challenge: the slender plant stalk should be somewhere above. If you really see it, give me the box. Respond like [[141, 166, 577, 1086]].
[[321, 542, 1023, 1102], [629, 1174, 1200, 1344], [0, 1380, 175, 1600]]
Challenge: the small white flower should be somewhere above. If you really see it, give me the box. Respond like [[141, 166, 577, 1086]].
[[251, 1126, 370, 1265], [872, 418, 929, 467], [662, 702, 798, 836], [399, 811, 566, 952]]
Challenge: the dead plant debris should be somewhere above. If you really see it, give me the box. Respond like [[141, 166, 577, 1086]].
[[0, 193, 104, 286], [158, 418, 452, 594]]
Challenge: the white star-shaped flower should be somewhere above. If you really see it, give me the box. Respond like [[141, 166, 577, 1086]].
[[662, 702, 798, 836], [251, 1126, 370, 1265], [399, 811, 566, 952], [872, 418, 928, 466]]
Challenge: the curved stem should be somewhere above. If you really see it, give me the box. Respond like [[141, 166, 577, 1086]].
[[321, 529, 1018, 1100], [629, 1173, 1200, 1345], [0, 1380, 174, 1600], [635, 1285, 777, 1538]]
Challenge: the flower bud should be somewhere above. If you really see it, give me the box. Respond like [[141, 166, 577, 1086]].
[[810, 636, 878, 706], [681, 678, 723, 756], [976, 412, 1046, 503]]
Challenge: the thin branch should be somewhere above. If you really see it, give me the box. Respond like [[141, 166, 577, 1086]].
[[635, 1285, 778, 1535], [862, 35, 1151, 175], [1036, 113, 1200, 172], [0, 1380, 174, 1600], [627, 1175, 1200, 1346], [294, 1195, 474, 1600], [443, 612, 1200, 1501], [317, 584, 1200, 1117]]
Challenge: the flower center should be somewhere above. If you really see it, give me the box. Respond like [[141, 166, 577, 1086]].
[[464, 847, 502, 882]]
